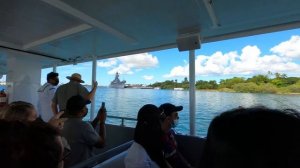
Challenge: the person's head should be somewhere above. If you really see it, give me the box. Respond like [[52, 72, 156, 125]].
[[200, 107, 300, 168], [159, 103, 183, 132], [47, 72, 59, 86], [134, 104, 166, 167], [65, 95, 90, 118], [0, 120, 64, 168], [135, 104, 162, 143], [4, 101, 37, 121], [66, 73, 84, 83]]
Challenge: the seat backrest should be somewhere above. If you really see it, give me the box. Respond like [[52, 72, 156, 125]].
[[94, 124, 135, 154], [71, 141, 132, 168], [92, 151, 128, 168], [175, 134, 206, 168]]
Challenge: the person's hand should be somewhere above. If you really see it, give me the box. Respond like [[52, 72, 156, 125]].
[[98, 107, 106, 124], [48, 111, 68, 130], [93, 81, 98, 88]]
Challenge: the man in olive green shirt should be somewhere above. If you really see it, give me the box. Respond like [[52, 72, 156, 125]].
[[52, 73, 97, 114]]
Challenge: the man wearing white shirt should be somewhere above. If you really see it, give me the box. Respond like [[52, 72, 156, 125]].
[[37, 72, 59, 122]]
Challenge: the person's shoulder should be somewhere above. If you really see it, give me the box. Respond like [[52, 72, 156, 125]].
[[38, 83, 50, 92], [78, 83, 86, 88], [54, 86, 62, 93], [126, 143, 148, 160], [57, 83, 64, 88], [77, 83, 88, 92], [126, 142, 158, 168], [127, 142, 148, 157], [65, 119, 89, 129], [48, 84, 57, 90], [57, 83, 69, 90], [70, 119, 89, 125], [80, 121, 95, 130], [68, 81, 84, 88]]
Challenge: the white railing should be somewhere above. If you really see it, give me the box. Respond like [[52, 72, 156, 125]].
[[107, 115, 136, 126]]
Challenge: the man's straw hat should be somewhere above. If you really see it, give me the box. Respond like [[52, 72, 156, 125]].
[[66, 73, 84, 83]]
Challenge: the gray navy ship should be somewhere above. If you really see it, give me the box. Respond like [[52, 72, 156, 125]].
[[109, 72, 126, 88]]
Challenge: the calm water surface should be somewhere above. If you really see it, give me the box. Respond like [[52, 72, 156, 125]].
[[85, 87, 300, 137]]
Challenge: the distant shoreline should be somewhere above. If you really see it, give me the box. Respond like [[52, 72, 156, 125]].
[[197, 89, 300, 95], [86, 86, 300, 95]]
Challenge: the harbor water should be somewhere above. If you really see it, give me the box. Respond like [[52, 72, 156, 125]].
[[85, 87, 300, 137]]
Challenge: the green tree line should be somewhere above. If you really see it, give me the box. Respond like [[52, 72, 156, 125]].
[[148, 73, 300, 94]]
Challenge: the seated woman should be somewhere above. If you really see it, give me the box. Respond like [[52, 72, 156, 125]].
[[125, 104, 169, 168], [200, 106, 300, 168], [2, 101, 70, 155]]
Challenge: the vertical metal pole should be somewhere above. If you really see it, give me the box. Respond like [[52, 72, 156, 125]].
[[90, 57, 97, 121], [53, 64, 57, 72], [189, 50, 196, 136], [121, 119, 124, 127]]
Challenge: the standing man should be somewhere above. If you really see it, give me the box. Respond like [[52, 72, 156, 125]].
[[38, 72, 59, 122], [62, 95, 106, 167], [52, 73, 98, 114], [159, 103, 193, 168]]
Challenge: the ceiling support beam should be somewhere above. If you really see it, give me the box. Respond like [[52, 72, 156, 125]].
[[23, 24, 92, 50], [41, 0, 136, 43], [202, 0, 220, 28], [204, 21, 300, 43], [0, 45, 67, 61], [0, 40, 22, 49]]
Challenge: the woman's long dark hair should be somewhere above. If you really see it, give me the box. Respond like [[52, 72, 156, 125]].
[[134, 104, 167, 168]]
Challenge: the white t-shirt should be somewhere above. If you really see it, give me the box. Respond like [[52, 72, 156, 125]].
[[125, 141, 160, 168], [37, 83, 56, 122]]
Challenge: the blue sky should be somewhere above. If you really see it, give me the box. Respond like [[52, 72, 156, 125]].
[[41, 28, 300, 86]]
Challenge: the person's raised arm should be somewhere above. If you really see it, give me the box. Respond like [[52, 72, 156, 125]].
[[95, 118, 106, 148], [86, 81, 98, 101], [48, 111, 68, 130], [93, 105, 106, 148]]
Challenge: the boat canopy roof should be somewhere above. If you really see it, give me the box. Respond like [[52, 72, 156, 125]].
[[0, 0, 300, 74]]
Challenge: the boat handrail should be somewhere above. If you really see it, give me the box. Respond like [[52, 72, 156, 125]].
[[107, 115, 136, 126]]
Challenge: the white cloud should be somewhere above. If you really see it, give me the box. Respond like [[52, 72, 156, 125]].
[[270, 35, 300, 58], [118, 53, 158, 68], [97, 58, 117, 67], [105, 53, 158, 75], [143, 75, 154, 80], [163, 65, 189, 78], [164, 43, 300, 78], [108, 64, 133, 75]]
